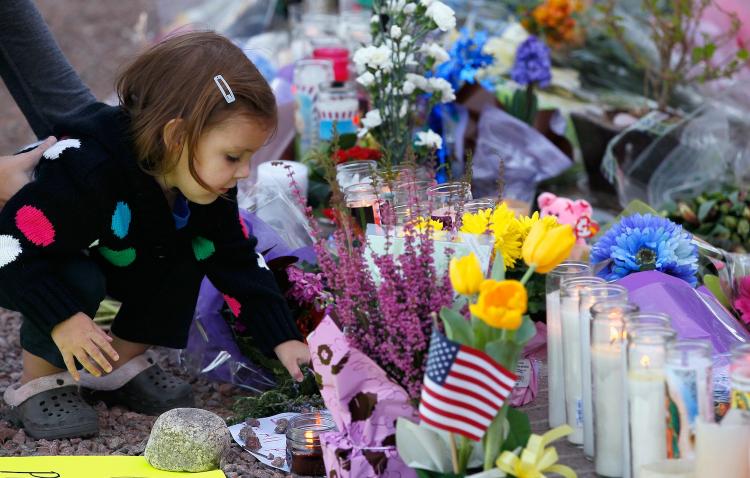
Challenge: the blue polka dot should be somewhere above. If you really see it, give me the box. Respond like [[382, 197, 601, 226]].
[[111, 202, 131, 239]]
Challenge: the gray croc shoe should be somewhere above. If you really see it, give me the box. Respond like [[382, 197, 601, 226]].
[[3, 372, 99, 440], [80, 353, 194, 416]]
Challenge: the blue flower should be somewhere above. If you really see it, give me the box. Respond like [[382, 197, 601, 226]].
[[510, 36, 552, 87], [590, 214, 699, 286], [435, 28, 495, 91]]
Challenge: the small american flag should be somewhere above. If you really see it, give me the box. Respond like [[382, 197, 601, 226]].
[[418, 330, 517, 441]]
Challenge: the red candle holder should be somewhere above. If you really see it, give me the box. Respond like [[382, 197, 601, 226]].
[[312, 46, 350, 82]]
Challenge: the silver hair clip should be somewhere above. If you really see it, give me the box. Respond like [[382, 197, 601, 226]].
[[213, 75, 235, 104]]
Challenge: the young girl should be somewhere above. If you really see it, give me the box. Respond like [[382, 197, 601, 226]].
[[0, 31, 310, 439]]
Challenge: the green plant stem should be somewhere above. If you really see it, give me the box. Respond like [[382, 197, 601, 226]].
[[483, 404, 509, 470], [457, 435, 473, 473], [525, 83, 535, 126], [520, 264, 536, 285]]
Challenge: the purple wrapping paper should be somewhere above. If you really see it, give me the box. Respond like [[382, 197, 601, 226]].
[[616, 271, 750, 354], [307, 316, 419, 478]]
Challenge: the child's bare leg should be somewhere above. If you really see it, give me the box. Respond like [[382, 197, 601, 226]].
[[109, 334, 149, 370], [20, 350, 64, 384]]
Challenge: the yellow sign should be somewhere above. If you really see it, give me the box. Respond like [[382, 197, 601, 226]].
[[0, 456, 226, 478]]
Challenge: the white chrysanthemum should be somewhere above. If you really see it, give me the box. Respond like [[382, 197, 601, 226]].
[[371, 14, 380, 23], [420, 42, 450, 64], [43, 138, 81, 160], [402, 80, 416, 95], [399, 101, 408, 118], [357, 71, 375, 87], [426, 2, 456, 32], [404, 3, 416, 13], [415, 129, 443, 149], [390, 25, 402, 39]]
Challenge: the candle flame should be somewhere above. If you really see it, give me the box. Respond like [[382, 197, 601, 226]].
[[609, 327, 620, 343], [305, 430, 314, 441], [640, 355, 651, 368]]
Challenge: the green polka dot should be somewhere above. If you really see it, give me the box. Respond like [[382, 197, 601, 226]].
[[98, 246, 136, 267], [192, 236, 215, 261]]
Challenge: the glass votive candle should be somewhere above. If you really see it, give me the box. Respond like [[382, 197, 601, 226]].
[[591, 301, 640, 478], [313, 45, 350, 82], [344, 183, 381, 227], [627, 327, 676, 478], [293, 59, 334, 154], [665, 339, 713, 459], [427, 181, 472, 230], [579, 283, 629, 460], [625, 312, 672, 333], [463, 199, 496, 214], [560, 276, 606, 445], [286, 412, 336, 477], [316, 81, 359, 141], [730, 343, 750, 410], [392, 179, 435, 207], [336, 160, 377, 190], [546, 262, 592, 429]]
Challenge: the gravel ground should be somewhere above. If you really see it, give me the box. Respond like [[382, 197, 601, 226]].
[[0, 308, 287, 478]]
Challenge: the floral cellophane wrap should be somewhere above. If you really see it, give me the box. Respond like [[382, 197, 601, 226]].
[[308, 316, 419, 477]]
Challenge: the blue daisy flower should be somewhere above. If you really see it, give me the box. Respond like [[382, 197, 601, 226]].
[[590, 213, 699, 286]]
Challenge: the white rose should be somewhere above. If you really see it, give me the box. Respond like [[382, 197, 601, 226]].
[[404, 3, 416, 13], [405, 73, 429, 91], [402, 80, 416, 95], [390, 25, 402, 39], [420, 42, 450, 64], [415, 129, 443, 150], [357, 71, 375, 87], [426, 2, 456, 32], [361, 109, 383, 129]]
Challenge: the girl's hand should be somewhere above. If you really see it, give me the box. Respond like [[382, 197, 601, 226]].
[[273, 340, 311, 382], [50, 312, 120, 381]]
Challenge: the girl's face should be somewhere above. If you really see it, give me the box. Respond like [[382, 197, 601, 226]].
[[166, 114, 272, 204]]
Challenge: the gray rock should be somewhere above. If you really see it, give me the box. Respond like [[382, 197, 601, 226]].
[[145, 408, 230, 472]]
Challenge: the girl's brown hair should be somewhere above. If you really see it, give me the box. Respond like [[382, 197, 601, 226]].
[[116, 31, 277, 190]]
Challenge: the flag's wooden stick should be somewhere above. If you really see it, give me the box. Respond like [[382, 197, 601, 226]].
[[450, 433, 460, 474]]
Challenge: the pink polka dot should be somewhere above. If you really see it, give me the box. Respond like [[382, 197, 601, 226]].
[[223, 294, 242, 317], [15, 205, 55, 247], [239, 212, 250, 239]]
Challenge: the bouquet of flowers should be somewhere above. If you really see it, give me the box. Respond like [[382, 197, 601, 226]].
[[355, 0, 457, 164], [397, 218, 577, 474]]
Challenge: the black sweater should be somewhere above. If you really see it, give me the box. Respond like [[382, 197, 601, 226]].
[[0, 103, 301, 352]]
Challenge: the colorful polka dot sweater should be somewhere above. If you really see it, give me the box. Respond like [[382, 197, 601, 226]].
[[0, 103, 301, 352]]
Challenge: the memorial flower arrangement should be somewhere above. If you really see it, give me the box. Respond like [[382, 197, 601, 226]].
[[506, 35, 552, 125], [355, 0, 457, 164], [397, 219, 577, 474], [591, 213, 699, 286]]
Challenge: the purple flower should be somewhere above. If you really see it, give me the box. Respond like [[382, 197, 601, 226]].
[[510, 36, 552, 87]]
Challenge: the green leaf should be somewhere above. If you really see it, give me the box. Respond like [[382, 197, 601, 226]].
[[692, 46, 704, 64], [501, 408, 532, 453], [704, 43, 717, 60], [698, 199, 717, 222], [738, 49, 749, 61], [514, 316, 537, 347], [441, 307, 474, 345], [703, 274, 731, 309], [490, 251, 505, 281], [485, 338, 521, 369]]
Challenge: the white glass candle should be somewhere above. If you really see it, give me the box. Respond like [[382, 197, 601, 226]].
[[639, 459, 695, 478], [580, 284, 628, 460], [627, 327, 676, 478], [622, 313, 672, 478], [730, 343, 750, 410], [546, 262, 590, 428], [695, 410, 750, 478], [561, 276, 604, 445], [591, 302, 640, 478], [664, 340, 713, 459]]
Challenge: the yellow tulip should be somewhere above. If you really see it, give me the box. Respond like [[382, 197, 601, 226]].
[[469, 279, 527, 330], [449, 254, 484, 295], [522, 221, 576, 274]]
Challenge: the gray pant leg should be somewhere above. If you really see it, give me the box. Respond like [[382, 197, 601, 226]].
[[0, 0, 96, 139]]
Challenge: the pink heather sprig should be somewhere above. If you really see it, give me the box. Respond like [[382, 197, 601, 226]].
[[286, 266, 331, 311]]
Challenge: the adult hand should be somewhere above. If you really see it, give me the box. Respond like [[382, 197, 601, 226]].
[[273, 340, 311, 382], [51, 312, 120, 381], [0, 136, 56, 207]]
